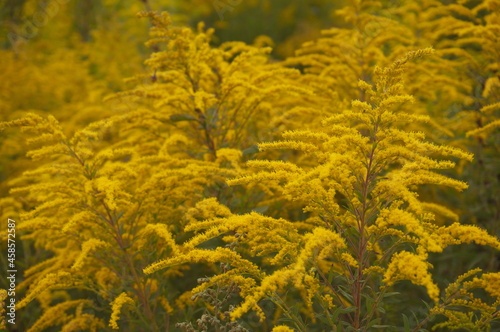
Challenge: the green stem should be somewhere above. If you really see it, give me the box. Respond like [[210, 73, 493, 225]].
[[271, 293, 308, 332]]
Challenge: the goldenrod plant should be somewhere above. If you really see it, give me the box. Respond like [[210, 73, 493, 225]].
[[144, 49, 500, 331], [1, 1, 500, 331]]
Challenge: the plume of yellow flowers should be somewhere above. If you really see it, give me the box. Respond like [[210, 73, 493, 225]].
[[109, 292, 135, 330]]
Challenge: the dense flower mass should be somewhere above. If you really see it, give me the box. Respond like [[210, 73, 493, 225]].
[[0, 0, 499, 331]]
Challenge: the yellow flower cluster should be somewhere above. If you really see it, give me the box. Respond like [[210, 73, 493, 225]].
[[144, 247, 262, 277], [481, 273, 500, 298], [431, 268, 500, 330], [17, 272, 80, 310], [383, 251, 439, 301], [109, 292, 135, 330], [72, 238, 109, 271], [26, 300, 104, 332]]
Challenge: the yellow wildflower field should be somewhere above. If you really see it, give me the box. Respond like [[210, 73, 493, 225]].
[[1, 1, 499, 331]]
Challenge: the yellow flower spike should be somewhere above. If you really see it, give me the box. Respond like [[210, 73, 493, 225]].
[[72, 239, 109, 271], [136, 223, 179, 256], [61, 314, 105, 332], [17, 272, 80, 310], [340, 253, 358, 267], [191, 273, 257, 300], [441, 223, 500, 250], [184, 197, 232, 226], [62, 211, 96, 234], [109, 293, 135, 330], [481, 273, 500, 298], [224, 227, 347, 321], [158, 297, 174, 315], [383, 251, 439, 302], [433, 266, 500, 330], [230, 269, 297, 321], [26, 300, 93, 332], [144, 247, 263, 277]]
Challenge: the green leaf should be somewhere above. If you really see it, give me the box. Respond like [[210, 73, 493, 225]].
[[365, 296, 374, 313], [170, 114, 197, 122], [329, 306, 343, 322], [252, 205, 269, 214], [337, 286, 355, 303], [316, 314, 332, 325], [242, 145, 259, 156], [339, 306, 357, 314], [116, 210, 125, 221], [403, 314, 410, 332]]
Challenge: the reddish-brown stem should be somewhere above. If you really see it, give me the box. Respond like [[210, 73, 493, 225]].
[[353, 132, 378, 329], [101, 201, 159, 331], [195, 106, 218, 159]]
